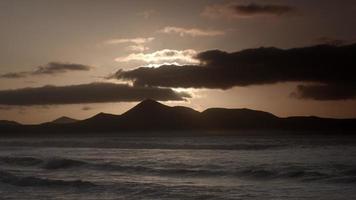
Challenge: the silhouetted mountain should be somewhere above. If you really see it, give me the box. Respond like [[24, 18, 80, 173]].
[[75, 112, 122, 131], [0, 120, 20, 126], [82, 112, 119, 123], [50, 116, 78, 124], [119, 99, 201, 130], [1, 99, 355, 136], [201, 108, 279, 130]]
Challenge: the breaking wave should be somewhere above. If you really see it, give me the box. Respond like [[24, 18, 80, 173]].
[[1, 156, 356, 184], [0, 141, 286, 150], [43, 158, 86, 170], [0, 156, 43, 166], [0, 170, 95, 187], [0, 156, 86, 170]]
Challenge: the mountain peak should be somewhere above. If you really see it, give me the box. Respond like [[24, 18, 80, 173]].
[[133, 99, 167, 110], [123, 99, 169, 116], [138, 99, 162, 106], [92, 112, 118, 119], [0, 120, 20, 126], [51, 116, 78, 124]]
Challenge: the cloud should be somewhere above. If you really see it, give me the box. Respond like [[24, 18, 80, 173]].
[[314, 37, 346, 46], [0, 106, 13, 110], [127, 45, 149, 52], [234, 3, 295, 16], [113, 44, 356, 100], [138, 9, 157, 19], [105, 37, 154, 52], [0, 62, 92, 79], [32, 62, 92, 75], [159, 26, 224, 37], [81, 106, 92, 111], [202, 2, 295, 19], [0, 83, 190, 106], [292, 84, 356, 101], [115, 49, 199, 64], [105, 37, 154, 45], [0, 72, 29, 79]]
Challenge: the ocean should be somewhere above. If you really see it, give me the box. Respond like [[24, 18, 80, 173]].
[[0, 133, 356, 199]]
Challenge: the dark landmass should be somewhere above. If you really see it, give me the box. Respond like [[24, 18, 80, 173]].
[[0, 120, 21, 126], [47, 116, 78, 124], [1, 99, 355, 136]]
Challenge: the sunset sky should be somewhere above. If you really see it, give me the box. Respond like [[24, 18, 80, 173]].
[[0, 0, 356, 124]]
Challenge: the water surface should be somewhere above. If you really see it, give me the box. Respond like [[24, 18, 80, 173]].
[[0, 133, 356, 199]]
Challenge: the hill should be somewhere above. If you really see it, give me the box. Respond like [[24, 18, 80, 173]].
[[1, 99, 355, 135], [50, 116, 78, 124]]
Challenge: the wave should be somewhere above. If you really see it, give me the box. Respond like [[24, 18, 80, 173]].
[[0, 170, 95, 187], [97, 163, 356, 184], [0, 156, 224, 175], [43, 158, 86, 170], [0, 141, 285, 150], [341, 169, 356, 176], [92, 163, 329, 181], [98, 163, 223, 177], [0, 156, 43, 166], [103, 143, 286, 150], [1, 156, 355, 184], [237, 168, 328, 180], [0, 156, 88, 170]]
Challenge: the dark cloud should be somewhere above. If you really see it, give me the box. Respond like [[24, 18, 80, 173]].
[[0, 106, 13, 110], [292, 84, 356, 101], [314, 37, 346, 46], [81, 106, 92, 111], [0, 83, 190, 106], [201, 2, 295, 19], [33, 62, 92, 74], [0, 62, 92, 79], [0, 72, 28, 79], [234, 3, 295, 16], [114, 44, 356, 100]]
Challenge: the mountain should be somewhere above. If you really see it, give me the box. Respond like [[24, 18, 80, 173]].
[[0, 120, 20, 126], [50, 116, 78, 124], [200, 108, 280, 130], [119, 99, 201, 130], [70, 99, 201, 132], [0, 120, 22, 135], [1, 99, 356, 135]]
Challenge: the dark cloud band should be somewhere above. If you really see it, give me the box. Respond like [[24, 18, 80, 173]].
[[234, 3, 295, 16], [0, 62, 92, 79], [0, 83, 190, 105], [114, 44, 356, 100], [33, 62, 92, 74], [201, 2, 296, 19], [293, 84, 356, 101]]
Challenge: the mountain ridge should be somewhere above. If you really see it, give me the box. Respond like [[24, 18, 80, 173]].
[[1, 99, 355, 135], [50, 116, 78, 124]]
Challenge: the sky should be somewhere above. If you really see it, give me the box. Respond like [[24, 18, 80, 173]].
[[0, 0, 356, 124]]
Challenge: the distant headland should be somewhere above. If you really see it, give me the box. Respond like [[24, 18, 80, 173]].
[[1, 99, 355, 136]]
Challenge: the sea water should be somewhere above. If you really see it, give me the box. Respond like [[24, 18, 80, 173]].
[[0, 133, 356, 199]]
